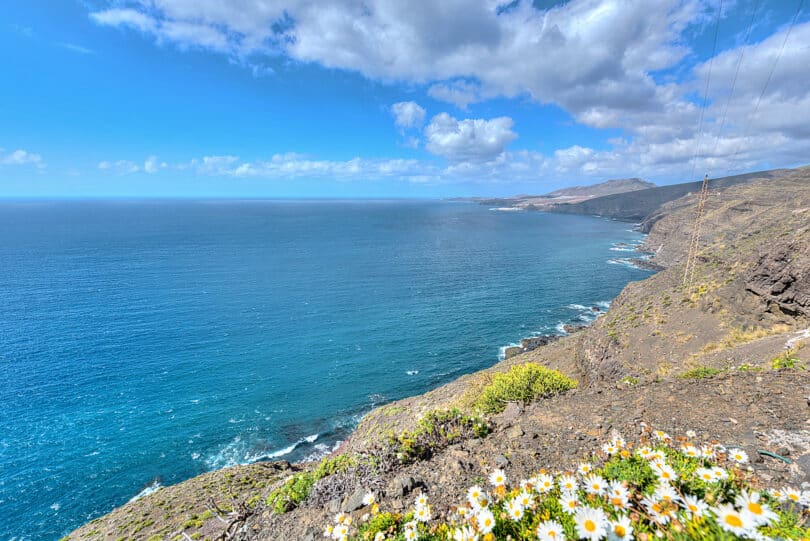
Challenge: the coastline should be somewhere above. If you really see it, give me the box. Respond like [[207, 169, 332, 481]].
[[65, 168, 810, 540]]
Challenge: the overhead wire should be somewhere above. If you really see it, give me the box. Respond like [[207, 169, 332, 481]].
[[724, 0, 806, 175]]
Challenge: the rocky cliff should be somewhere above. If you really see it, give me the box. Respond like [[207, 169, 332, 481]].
[[67, 168, 810, 541]]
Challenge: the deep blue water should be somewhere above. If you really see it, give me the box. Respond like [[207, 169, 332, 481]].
[[0, 200, 652, 540]]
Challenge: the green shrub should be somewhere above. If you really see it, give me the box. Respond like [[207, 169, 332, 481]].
[[680, 366, 723, 379], [474, 363, 577, 413], [389, 409, 489, 463], [772, 349, 804, 370], [265, 455, 355, 514]]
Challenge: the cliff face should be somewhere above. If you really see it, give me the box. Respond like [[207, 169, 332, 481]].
[[67, 168, 810, 541]]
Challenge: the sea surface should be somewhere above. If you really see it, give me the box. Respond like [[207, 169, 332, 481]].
[[0, 200, 653, 540]]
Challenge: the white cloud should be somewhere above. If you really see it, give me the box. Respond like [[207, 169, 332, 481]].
[[58, 42, 95, 55], [143, 156, 168, 173], [424, 113, 517, 162], [86, 1, 810, 185], [1, 149, 44, 167], [391, 101, 426, 129], [427, 81, 481, 110], [91, 8, 156, 33], [98, 160, 140, 175]]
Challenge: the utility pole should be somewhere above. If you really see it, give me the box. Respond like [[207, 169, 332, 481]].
[[683, 174, 710, 289]]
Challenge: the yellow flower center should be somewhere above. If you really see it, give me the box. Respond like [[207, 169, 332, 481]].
[[725, 514, 743, 528], [748, 502, 762, 515], [688, 504, 697, 512], [789, 494, 799, 501], [584, 519, 596, 532], [615, 525, 626, 536]]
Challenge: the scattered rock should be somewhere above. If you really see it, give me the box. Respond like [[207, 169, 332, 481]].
[[341, 488, 367, 513]]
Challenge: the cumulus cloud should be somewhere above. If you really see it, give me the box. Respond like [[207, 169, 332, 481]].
[[86, 1, 810, 184], [425, 113, 517, 162], [391, 101, 426, 129], [143, 156, 168, 173], [98, 160, 140, 175], [1, 149, 44, 167]]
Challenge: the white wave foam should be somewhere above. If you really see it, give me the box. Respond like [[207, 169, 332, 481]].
[[596, 301, 611, 309], [406, 370, 419, 375], [566, 304, 589, 310], [555, 322, 568, 334], [129, 480, 161, 502], [302, 440, 344, 463], [205, 433, 320, 469], [50, 503, 60, 511]]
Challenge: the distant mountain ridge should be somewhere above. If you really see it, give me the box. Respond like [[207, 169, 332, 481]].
[[462, 177, 657, 210], [549, 169, 792, 224], [546, 178, 655, 198]]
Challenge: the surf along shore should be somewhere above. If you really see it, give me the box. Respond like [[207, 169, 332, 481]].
[[67, 167, 810, 540]]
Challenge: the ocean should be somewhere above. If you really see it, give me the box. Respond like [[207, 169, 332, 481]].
[[0, 199, 653, 540]]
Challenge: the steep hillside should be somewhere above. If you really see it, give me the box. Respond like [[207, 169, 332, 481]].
[[546, 178, 654, 198], [549, 168, 791, 222], [464, 177, 656, 210]]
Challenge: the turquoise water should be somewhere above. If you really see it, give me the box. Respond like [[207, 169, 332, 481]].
[[0, 200, 652, 539]]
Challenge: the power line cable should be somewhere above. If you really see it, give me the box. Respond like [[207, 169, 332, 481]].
[[687, 0, 724, 185], [725, 0, 805, 174], [707, 0, 763, 164]]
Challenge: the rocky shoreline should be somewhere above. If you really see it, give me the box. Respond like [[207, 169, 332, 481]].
[[66, 167, 810, 541]]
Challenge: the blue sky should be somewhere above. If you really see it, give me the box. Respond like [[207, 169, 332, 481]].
[[1, 0, 809, 197]]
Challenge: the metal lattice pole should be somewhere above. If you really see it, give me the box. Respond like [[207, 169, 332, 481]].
[[682, 175, 710, 289]]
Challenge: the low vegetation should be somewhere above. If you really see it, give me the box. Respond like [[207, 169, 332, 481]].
[[474, 363, 578, 414], [388, 409, 490, 464], [680, 366, 724, 379], [323, 430, 810, 540]]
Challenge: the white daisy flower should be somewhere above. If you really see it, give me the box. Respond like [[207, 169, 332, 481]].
[[612, 435, 626, 449], [602, 442, 618, 455], [652, 461, 677, 483], [728, 448, 749, 464], [700, 445, 715, 459], [608, 515, 633, 540], [686, 430, 697, 439], [641, 497, 671, 524], [714, 503, 754, 536], [404, 526, 419, 540], [507, 499, 524, 521], [696, 468, 715, 482], [681, 494, 708, 517], [466, 486, 484, 509], [362, 492, 376, 506], [558, 473, 578, 493], [561, 493, 580, 514], [653, 430, 671, 442], [781, 486, 805, 506], [583, 473, 607, 495], [578, 462, 593, 476], [414, 504, 432, 522], [536, 473, 555, 493], [334, 512, 348, 524], [680, 444, 700, 458], [488, 468, 507, 487], [654, 484, 679, 504], [711, 466, 729, 481], [414, 493, 429, 508], [333, 523, 349, 539], [374, 532, 386, 541], [452, 525, 477, 541], [323, 524, 334, 538], [476, 508, 495, 534], [607, 481, 630, 509], [536, 519, 565, 541], [736, 491, 777, 526], [516, 490, 534, 508], [573, 506, 608, 541]]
